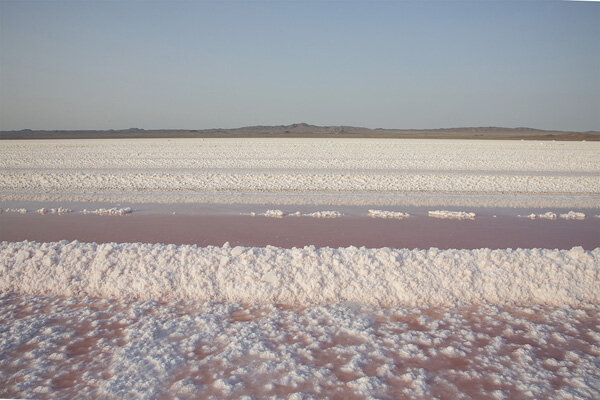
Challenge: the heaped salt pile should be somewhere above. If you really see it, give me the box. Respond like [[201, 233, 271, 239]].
[[36, 207, 72, 215], [82, 207, 133, 216], [428, 210, 476, 220], [538, 211, 558, 219], [368, 209, 410, 219], [304, 211, 342, 218], [560, 211, 586, 220], [525, 212, 557, 220], [1, 241, 598, 307], [262, 209, 285, 218]]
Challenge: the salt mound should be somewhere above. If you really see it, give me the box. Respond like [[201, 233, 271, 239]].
[[36, 207, 72, 215], [82, 207, 133, 216], [428, 210, 475, 220], [304, 211, 342, 218], [1, 241, 597, 307], [560, 211, 586, 220], [368, 210, 410, 219], [524, 212, 557, 220], [263, 209, 285, 218]]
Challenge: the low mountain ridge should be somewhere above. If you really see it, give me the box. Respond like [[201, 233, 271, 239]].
[[1, 123, 598, 140]]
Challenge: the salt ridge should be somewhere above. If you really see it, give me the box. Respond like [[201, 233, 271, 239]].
[[1, 241, 597, 307], [2, 171, 597, 196]]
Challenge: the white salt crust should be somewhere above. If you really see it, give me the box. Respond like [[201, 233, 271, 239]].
[[36, 208, 72, 215], [0, 294, 598, 399], [0, 208, 27, 214], [256, 210, 342, 218], [0, 241, 598, 307], [262, 209, 285, 218], [2, 170, 596, 195], [82, 207, 133, 216], [518, 211, 589, 220], [2, 207, 131, 216], [1, 139, 598, 206], [522, 212, 558, 220], [2, 139, 598, 171], [560, 212, 586, 220], [1, 206, 595, 221], [304, 211, 342, 218], [428, 210, 476, 220], [2, 191, 598, 209], [368, 210, 410, 219]]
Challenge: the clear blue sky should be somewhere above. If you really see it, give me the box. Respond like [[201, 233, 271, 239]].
[[1, 1, 598, 131]]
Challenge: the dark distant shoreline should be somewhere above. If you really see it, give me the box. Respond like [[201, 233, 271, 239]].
[[1, 123, 598, 140]]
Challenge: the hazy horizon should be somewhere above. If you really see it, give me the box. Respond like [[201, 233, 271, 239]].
[[3, 122, 599, 133], [1, 1, 599, 131]]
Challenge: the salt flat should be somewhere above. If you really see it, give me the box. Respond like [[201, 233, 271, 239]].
[[1, 139, 598, 207], [1, 138, 599, 399], [2, 138, 598, 171]]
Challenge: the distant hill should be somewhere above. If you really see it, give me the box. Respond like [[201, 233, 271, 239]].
[[1, 123, 599, 140]]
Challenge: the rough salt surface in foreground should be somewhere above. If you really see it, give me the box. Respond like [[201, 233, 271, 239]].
[[1, 241, 598, 307], [1, 294, 598, 399], [1, 241, 599, 399]]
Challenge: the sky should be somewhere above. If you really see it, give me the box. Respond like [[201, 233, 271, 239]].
[[0, 1, 598, 131]]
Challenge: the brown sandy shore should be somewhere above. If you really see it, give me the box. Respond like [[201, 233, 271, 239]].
[[1, 211, 598, 249]]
